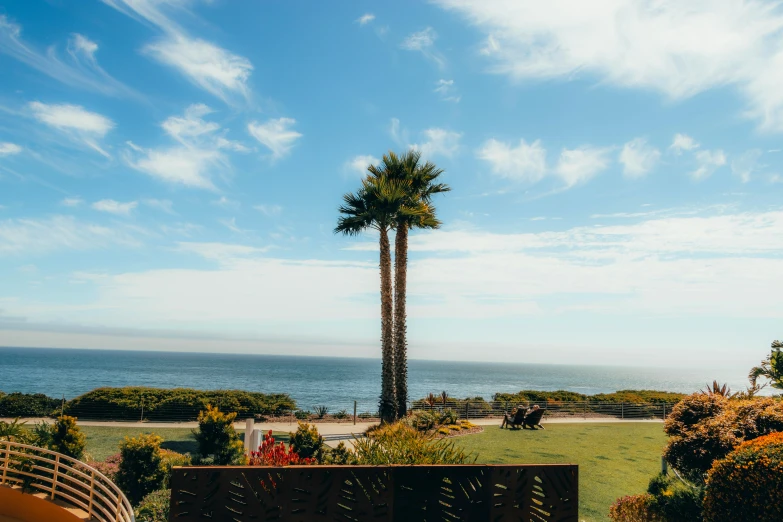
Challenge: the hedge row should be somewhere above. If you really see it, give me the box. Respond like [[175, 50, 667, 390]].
[[492, 389, 686, 404], [0, 387, 297, 421]]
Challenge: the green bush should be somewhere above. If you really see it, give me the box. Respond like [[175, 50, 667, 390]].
[[0, 392, 60, 417], [193, 405, 245, 465], [160, 449, 190, 488], [116, 434, 166, 505], [357, 411, 375, 419], [322, 442, 356, 465], [439, 409, 459, 425], [294, 409, 310, 420], [49, 416, 86, 460], [312, 406, 329, 419], [609, 494, 661, 522], [703, 432, 783, 522], [289, 423, 324, 461], [333, 409, 350, 420], [0, 418, 32, 443], [406, 410, 438, 431], [643, 474, 703, 521], [494, 389, 685, 404], [134, 489, 170, 522], [353, 422, 476, 465], [64, 387, 296, 421]]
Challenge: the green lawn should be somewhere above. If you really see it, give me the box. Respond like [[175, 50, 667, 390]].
[[81, 426, 289, 461], [454, 422, 667, 522]]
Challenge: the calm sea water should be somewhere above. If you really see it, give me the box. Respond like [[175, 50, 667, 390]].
[[0, 347, 750, 413]]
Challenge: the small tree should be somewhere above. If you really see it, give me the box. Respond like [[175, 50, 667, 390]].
[[193, 405, 245, 465], [749, 340, 783, 390], [50, 416, 86, 460], [116, 434, 165, 505], [289, 423, 324, 461]]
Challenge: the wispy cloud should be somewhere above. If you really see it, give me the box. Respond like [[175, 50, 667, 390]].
[[432, 0, 783, 131], [91, 199, 138, 216], [356, 13, 375, 25], [142, 198, 175, 214], [247, 118, 302, 159], [211, 196, 240, 208], [434, 79, 460, 103], [670, 133, 699, 154], [0, 16, 135, 98], [0, 142, 22, 156], [100, 0, 252, 104], [477, 138, 546, 183], [28, 102, 114, 157], [255, 204, 282, 217], [619, 138, 660, 178], [555, 146, 612, 187], [60, 197, 83, 207], [125, 104, 244, 189], [400, 27, 446, 68], [344, 155, 380, 177], [0, 215, 141, 255], [691, 149, 727, 180], [731, 149, 763, 183]]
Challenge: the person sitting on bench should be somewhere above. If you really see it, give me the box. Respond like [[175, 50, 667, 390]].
[[500, 405, 527, 428], [522, 405, 545, 429]]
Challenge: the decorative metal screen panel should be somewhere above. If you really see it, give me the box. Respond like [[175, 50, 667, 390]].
[[170, 464, 578, 521]]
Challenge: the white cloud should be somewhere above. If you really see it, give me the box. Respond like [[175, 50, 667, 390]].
[[247, 118, 302, 159], [211, 196, 239, 208], [731, 149, 763, 183], [691, 149, 727, 180], [619, 138, 660, 178], [125, 104, 242, 189], [142, 198, 175, 214], [255, 204, 283, 217], [411, 128, 461, 158], [0, 16, 135, 97], [345, 154, 380, 177], [218, 217, 250, 234], [0, 142, 22, 156], [60, 197, 83, 207], [477, 138, 547, 182], [100, 0, 252, 104], [670, 133, 699, 154], [91, 199, 138, 216], [434, 79, 460, 103], [432, 0, 783, 131], [555, 146, 611, 187], [0, 215, 140, 255], [400, 27, 445, 68], [356, 13, 375, 25], [28, 102, 114, 157]]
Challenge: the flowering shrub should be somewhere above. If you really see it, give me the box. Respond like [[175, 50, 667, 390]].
[[608, 494, 661, 521], [160, 449, 190, 487], [663, 395, 783, 482], [248, 431, 315, 466], [703, 432, 783, 522], [88, 453, 122, 481]]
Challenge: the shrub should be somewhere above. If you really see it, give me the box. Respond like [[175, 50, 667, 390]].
[[193, 405, 245, 465], [439, 409, 458, 425], [64, 387, 296, 421], [0, 392, 60, 417], [134, 489, 170, 522], [353, 422, 476, 465], [248, 430, 315, 466], [333, 409, 350, 420], [407, 410, 437, 431], [322, 442, 356, 465], [608, 494, 661, 522], [88, 453, 121, 482], [703, 432, 783, 522], [160, 449, 190, 488], [313, 405, 329, 419], [494, 389, 685, 405], [289, 423, 324, 461], [49, 416, 86, 460], [357, 411, 375, 419], [294, 410, 310, 420], [116, 434, 165, 505], [663, 395, 783, 482], [0, 418, 31, 443]]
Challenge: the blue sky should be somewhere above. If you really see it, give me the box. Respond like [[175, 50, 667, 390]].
[[0, 0, 781, 369]]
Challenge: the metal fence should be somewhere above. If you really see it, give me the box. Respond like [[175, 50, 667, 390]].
[[170, 464, 579, 521], [409, 401, 678, 421], [0, 440, 134, 522]]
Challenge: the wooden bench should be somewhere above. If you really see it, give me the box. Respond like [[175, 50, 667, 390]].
[[170, 464, 578, 521]]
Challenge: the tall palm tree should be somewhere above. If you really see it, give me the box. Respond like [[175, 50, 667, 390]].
[[749, 340, 783, 391], [368, 151, 450, 418], [335, 175, 426, 423]]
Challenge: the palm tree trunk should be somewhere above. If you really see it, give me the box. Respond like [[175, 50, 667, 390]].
[[393, 224, 409, 419], [379, 227, 396, 423]]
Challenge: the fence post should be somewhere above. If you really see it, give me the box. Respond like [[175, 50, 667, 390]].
[[353, 401, 357, 425], [140, 397, 144, 422], [621, 402, 624, 420], [584, 400, 587, 420], [465, 401, 469, 420], [51, 454, 60, 499], [88, 470, 95, 517], [1, 441, 9, 485]]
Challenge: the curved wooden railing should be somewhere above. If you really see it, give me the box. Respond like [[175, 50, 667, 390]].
[[0, 440, 134, 522]]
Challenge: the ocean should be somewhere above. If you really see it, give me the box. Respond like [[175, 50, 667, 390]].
[[0, 347, 752, 413]]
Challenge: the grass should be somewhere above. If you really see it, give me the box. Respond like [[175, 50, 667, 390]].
[[454, 422, 667, 522], [81, 426, 290, 461]]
